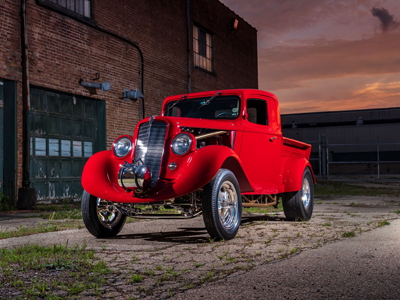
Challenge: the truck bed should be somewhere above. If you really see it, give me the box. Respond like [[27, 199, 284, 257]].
[[282, 137, 312, 161]]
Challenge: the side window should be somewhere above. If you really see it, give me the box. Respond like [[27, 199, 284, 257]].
[[247, 99, 268, 126]]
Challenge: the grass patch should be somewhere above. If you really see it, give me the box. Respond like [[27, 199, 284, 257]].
[[37, 209, 82, 220], [394, 210, 400, 214], [0, 220, 82, 240], [243, 201, 283, 214], [342, 231, 355, 238], [0, 243, 109, 298], [377, 220, 390, 227], [315, 181, 400, 197], [0, 192, 14, 212]]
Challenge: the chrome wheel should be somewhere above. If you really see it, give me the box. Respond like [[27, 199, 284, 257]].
[[301, 177, 311, 209], [96, 198, 122, 228], [217, 181, 239, 231]]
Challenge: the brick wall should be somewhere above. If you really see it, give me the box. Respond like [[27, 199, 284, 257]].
[[0, 0, 258, 197]]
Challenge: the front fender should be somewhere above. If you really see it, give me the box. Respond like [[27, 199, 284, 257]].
[[81, 150, 126, 201], [281, 157, 316, 193], [168, 145, 253, 196], [81, 146, 253, 203]]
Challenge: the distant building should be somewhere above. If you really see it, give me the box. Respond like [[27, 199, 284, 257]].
[[282, 107, 400, 177], [0, 0, 258, 204]]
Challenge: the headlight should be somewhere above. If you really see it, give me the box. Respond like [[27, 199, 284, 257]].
[[171, 133, 192, 155], [113, 137, 132, 157]]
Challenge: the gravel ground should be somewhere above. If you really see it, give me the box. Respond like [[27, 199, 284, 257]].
[[175, 218, 400, 300], [0, 195, 399, 299]]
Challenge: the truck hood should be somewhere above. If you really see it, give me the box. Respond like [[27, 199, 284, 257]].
[[139, 116, 239, 131]]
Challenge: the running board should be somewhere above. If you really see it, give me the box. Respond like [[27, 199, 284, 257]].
[[127, 211, 202, 219]]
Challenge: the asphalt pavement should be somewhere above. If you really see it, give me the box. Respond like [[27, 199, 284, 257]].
[[175, 218, 400, 300]]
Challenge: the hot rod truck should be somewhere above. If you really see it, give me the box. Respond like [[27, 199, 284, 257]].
[[81, 89, 315, 240]]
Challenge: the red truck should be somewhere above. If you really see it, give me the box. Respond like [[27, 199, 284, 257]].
[[81, 89, 315, 240]]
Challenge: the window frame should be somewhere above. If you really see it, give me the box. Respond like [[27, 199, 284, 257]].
[[246, 99, 269, 126], [193, 24, 215, 74], [37, 0, 95, 23]]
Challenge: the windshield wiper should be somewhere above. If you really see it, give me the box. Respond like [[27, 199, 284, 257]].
[[197, 91, 222, 110], [164, 94, 187, 115]]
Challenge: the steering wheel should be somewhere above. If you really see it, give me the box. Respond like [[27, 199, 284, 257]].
[[216, 112, 232, 118]]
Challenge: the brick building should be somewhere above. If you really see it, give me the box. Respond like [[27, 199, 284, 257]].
[[0, 0, 258, 205]]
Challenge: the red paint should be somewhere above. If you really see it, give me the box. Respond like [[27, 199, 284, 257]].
[[82, 89, 315, 203]]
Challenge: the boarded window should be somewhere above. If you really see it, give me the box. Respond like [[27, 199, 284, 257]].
[[48, 0, 91, 18], [193, 25, 213, 72]]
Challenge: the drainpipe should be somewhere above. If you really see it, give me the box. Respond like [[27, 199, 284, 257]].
[[36, 0, 145, 119], [186, 0, 191, 93], [19, 0, 37, 209]]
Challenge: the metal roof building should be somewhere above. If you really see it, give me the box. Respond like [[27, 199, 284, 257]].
[[281, 107, 400, 177]]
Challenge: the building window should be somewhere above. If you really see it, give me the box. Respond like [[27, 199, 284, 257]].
[[48, 0, 92, 18], [193, 25, 213, 72]]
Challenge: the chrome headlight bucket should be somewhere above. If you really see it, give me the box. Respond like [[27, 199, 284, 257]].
[[171, 133, 192, 155], [113, 137, 132, 158]]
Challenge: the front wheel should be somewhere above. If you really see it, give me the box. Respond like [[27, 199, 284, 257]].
[[282, 168, 314, 221], [202, 169, 242, 240], [81, 190, 127, 238]]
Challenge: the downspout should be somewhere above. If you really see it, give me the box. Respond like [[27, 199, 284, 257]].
[[36, 0, 145, 119], [21, 0, 31, 188], [186, 0, 191, 93]]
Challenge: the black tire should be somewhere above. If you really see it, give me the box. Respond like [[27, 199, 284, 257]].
[[202, 169, 242, 240], [282, 168, 314, 221], [81, 190, 127, 238]]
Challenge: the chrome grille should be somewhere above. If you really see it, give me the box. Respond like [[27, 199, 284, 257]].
[[134, 121, 167, 186]]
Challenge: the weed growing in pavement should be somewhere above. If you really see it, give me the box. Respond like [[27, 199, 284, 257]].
[[394, 210, 400, 214], [0, 192, 13, 212], [193, 262, 203, 268], [226, 256, 236, 263], [130, 274, 143, 283], [323, 222, 331, 226], [342, 231, 355, 237], [377, 220, 390, 227]]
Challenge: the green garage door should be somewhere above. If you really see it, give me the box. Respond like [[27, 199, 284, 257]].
[[30, 88, 105, 203]]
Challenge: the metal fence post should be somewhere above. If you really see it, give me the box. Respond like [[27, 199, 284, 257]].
[[326, 137, 329, 179], [321, 134, 327, 179], [319, 134, 322, 177], [377, 143, 380, 179]]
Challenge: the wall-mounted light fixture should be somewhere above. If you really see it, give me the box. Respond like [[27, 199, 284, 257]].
[[123, 89, 144, 101], [229, 18, 239, 30], [79, 78, 111, 92]]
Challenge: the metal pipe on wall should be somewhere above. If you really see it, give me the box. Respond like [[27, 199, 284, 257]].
[[186, 0, 191, 93], [21, 0, 31, 188], [36, 0, 145, 120]]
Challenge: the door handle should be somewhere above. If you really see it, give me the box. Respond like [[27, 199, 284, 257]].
[[269, 136, 277, 142]]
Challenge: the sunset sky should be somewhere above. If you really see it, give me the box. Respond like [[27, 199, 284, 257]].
[[220, 0, 400, 114]]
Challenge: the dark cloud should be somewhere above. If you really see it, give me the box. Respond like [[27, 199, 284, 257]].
[[258, 33, 400, 91], [371, 7, 399, 32]]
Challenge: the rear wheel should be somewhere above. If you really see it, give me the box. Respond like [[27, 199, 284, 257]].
[[81, 190, 126, 238], [202, 169, 242, 240], [282, 168, 314, 221]]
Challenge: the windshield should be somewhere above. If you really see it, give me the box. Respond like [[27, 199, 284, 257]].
[[164, 95, 241, 119]]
